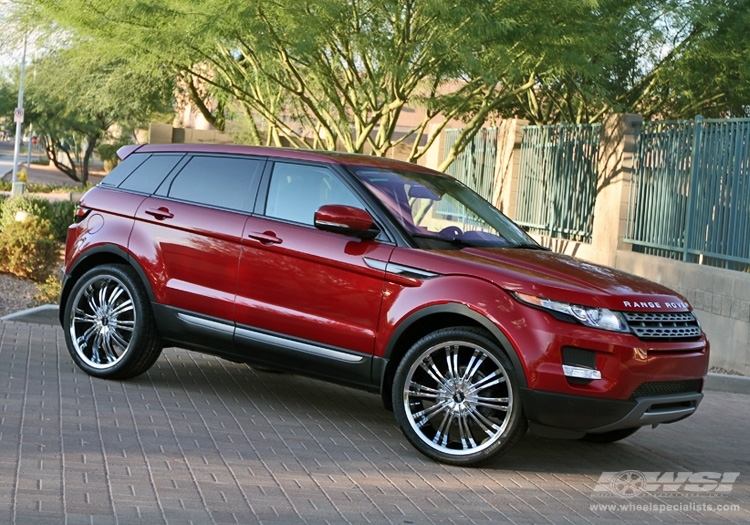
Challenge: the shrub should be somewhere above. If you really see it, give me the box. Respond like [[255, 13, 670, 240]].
[[0, 195, 52, 231], [0, 216, 60, 282], [33, 274, 62, 305], [98, 143, 120, 172], [48, 200, 77, 242]]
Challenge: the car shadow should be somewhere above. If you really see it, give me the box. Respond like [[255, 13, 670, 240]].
[[129, 348, 702, 476]]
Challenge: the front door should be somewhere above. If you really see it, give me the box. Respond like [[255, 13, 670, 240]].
[[234, 161, 393, 387]]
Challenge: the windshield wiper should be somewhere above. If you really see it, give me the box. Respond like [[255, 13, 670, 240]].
[[509, 242, 551, 251], [410, 233, 475, 248]]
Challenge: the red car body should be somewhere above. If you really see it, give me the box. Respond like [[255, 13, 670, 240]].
[[60, 144, 709, 465]]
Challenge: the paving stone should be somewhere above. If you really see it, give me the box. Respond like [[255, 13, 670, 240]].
[[0, 320, 748, 524]]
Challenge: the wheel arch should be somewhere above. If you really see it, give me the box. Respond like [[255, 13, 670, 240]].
[[60, 244, 155, 325], [379, 303, 527, 411]]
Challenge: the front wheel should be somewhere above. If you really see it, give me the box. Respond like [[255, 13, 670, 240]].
[[63, 264, 162, 380], [392, 327, 526, 466]]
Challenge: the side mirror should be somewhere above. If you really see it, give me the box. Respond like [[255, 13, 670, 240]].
[[314, 205, 379, 239]]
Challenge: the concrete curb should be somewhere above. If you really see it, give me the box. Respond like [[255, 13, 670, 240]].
[[705, 373, 750, 395], [1, 304, 59, 325]]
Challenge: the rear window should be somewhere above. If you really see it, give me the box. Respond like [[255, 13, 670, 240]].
[[119, 154, 184, 194], [100, 153, 184, 195], [99, 153, 149, 187]]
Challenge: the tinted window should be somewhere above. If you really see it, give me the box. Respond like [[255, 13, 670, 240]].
[[119, 154, 184, 194], [265, 163, 362, 225], [168, 155, 263, 211], [99, 153, 149, 187]]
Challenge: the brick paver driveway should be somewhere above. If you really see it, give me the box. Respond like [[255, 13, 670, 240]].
[[1, 321, 748, 524]]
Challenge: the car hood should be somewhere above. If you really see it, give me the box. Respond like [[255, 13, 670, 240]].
[[391, 247, 691, 312]]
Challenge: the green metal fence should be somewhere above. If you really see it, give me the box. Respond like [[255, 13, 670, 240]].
[[626, 116, 750, 271], [443, 127, 497, 202], [515, 123, 601, 242]]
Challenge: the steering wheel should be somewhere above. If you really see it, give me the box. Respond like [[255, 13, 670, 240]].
[[438, 226, 463, 239]]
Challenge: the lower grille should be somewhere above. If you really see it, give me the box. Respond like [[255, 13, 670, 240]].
[[622, 311, 702, 340], [630, 379, 703, 399]]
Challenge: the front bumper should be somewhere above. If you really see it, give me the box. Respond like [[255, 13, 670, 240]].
[[521, 387, 704, 435]]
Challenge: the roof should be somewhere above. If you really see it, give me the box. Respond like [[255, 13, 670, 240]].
[[117, 143, 440, 174]]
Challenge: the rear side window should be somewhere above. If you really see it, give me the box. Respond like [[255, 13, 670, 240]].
[[118, 154, 184, 194], [99, 153, 150, 187], [167, 155, 263, 211]]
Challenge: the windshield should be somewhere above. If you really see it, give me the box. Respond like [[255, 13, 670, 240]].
[[352, 167, 538, 249]]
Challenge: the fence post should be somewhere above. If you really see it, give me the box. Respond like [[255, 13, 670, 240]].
[[590, 114, 642, 267], [683, 115, 703, 262]]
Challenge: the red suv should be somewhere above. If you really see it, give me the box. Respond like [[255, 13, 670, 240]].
[[60, 144, 709, 466]]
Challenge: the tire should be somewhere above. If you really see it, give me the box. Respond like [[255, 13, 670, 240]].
[[63, 264, 162, 380], [582, 427, 639, 444], [392, 327, 527, 466]]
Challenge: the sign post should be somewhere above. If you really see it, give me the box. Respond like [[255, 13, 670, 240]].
[[11, 34, 28, 196]]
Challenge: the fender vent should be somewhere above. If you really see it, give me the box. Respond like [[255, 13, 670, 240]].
[[622, 311, 702, 340]]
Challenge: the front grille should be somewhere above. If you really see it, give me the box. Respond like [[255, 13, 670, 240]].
[[622, 311, 702, 340], [630, 379, 703, 399]]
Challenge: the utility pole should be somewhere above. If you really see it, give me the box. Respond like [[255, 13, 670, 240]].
[[11, 33, 28, 196]]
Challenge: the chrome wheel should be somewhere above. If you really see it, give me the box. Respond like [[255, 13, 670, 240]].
[[63, 264, 162, 379], [70, 273, 136, 369], [393, 328, 525, 466]]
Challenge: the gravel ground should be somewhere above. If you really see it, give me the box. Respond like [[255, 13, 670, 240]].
[[0, 273, 38, 318]]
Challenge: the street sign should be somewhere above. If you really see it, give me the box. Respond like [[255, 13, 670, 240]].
[[13, 108, 24, 123]]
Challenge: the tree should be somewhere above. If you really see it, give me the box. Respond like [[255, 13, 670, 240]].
[[510, 0, 750, 123], [23, 40, 174, 182], [14, 0, 602, 170]]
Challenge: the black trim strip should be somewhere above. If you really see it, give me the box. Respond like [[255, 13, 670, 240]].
[[235, 327, 364, 363]]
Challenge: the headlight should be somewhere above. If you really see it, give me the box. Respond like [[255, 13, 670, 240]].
[[513, 292, 629, 333]]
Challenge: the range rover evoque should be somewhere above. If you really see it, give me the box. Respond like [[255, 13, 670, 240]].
[[60, 144, 709, 466]]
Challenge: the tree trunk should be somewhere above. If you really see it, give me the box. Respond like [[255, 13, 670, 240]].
[[43, 137, 80, 182]]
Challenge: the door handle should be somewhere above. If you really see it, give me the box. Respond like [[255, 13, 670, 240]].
[[145, 207, 174, 220], [247, 231, 283, 245]]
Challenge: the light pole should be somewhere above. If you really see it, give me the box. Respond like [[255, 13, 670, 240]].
[[11, 33, 28, 196]]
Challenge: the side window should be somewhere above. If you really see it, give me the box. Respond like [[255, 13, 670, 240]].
[[119, 154, 184, 194], [99, 153, 150, 187], [265, 163, 362, 225], [167, 156, 263, 211]]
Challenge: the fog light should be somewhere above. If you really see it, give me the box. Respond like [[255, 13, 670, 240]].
[[562, 365, 602, 380]]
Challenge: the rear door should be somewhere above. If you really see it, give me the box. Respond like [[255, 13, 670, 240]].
[[129, 154, 264, 349], [234, 161, 393, 386]]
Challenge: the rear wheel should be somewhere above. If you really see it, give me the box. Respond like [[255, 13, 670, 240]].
[[392, 327, 526, 466], [63, 264, 161, 379]]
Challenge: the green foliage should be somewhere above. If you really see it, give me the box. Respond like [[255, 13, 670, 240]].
[[97, 143, 119, 163], [48, 200, 76, 242], [0, 215, 60, 282], [0, 195, 52, 231], [7, 0, 749, 172], [33, 273, 62, 305], [0, 195, 74, 242]]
